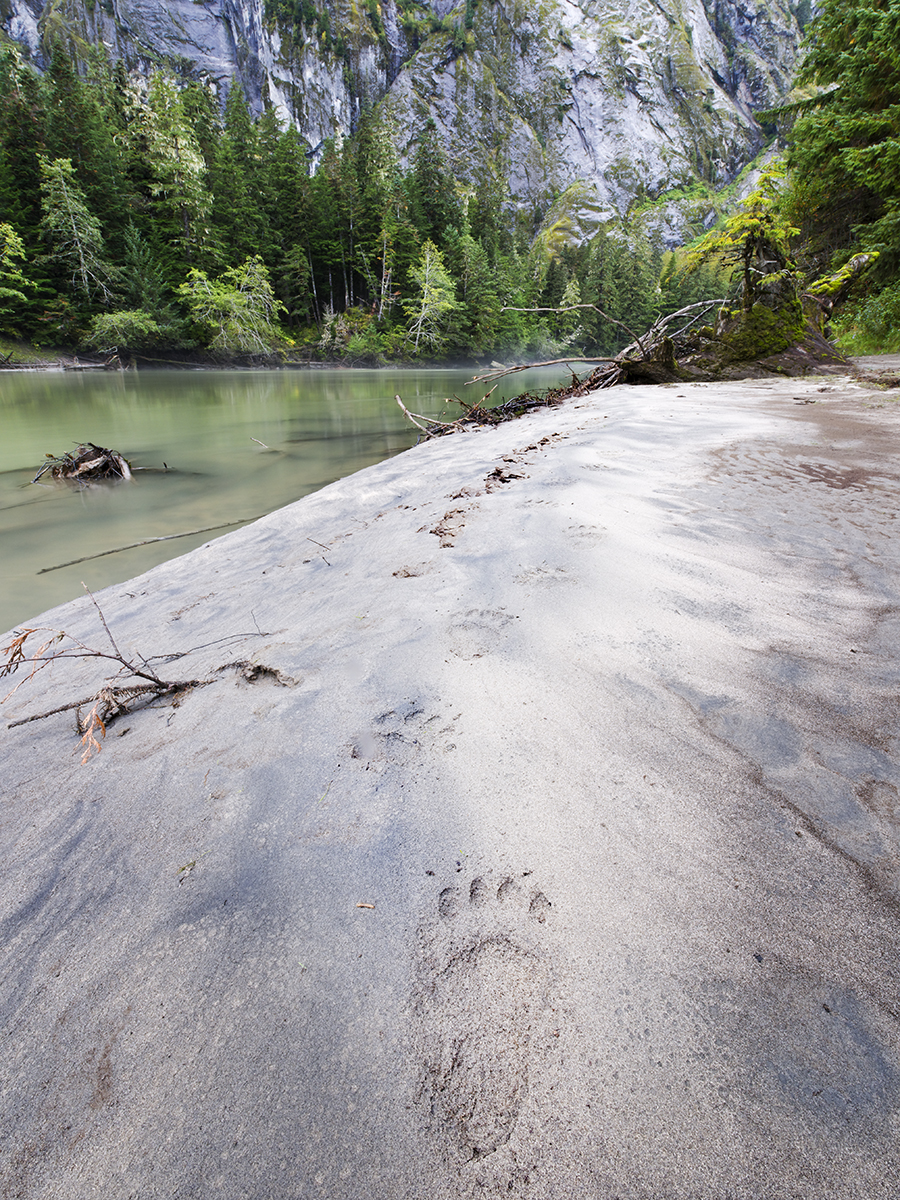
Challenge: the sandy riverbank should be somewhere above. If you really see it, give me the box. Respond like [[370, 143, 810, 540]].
[[2, 371, 900, 1198]]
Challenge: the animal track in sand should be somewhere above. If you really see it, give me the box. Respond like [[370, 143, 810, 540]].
[[514, 565, 573, 587], [428, 508, 470, 547], [351, 700, 459, 765], [416, 874, 554, 1163], [447, 609, 516, 660], [566, 522, 605, 544]]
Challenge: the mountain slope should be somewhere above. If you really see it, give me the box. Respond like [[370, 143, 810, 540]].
[[2, 0, 802, 222]]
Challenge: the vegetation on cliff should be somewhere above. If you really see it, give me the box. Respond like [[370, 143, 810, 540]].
[[777, 0, 900, 352], [0, 0, 898, 366], [0, 41, 728, 362]]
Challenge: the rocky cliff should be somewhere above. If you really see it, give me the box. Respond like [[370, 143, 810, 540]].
[[2, 0, 803, 230]]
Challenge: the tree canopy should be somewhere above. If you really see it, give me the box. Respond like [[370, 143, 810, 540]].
[[788, 0, 900, 274], [0, 40, 724, 360]]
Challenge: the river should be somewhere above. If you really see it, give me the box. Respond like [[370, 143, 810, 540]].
[[0, 365, 570, 634]]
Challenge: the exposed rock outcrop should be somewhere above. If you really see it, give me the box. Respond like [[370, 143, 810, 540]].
[[3, 0, 802, 231]]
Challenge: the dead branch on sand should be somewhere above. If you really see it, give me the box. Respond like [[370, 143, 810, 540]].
[[2, 586, 206, 761]]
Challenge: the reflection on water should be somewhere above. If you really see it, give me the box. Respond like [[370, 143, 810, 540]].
[[0, 366, 568, 632]]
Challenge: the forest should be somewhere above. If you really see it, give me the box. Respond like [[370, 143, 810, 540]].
[[0, 0, 897, 363]]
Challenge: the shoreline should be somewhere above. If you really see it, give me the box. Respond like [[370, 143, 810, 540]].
[[3, 373, 900, 1197]]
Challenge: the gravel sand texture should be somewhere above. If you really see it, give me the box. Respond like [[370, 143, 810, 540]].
[[2, 372, 900, 1199]]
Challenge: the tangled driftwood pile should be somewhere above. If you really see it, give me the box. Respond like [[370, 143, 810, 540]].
[[32, 443, 133, 484], [395, 389, 566, 438]]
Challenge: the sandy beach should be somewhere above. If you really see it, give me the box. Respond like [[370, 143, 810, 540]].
[[2, 370, 900, 1198]]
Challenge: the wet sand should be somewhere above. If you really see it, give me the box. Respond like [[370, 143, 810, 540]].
[[2, 371, 899, 1198]]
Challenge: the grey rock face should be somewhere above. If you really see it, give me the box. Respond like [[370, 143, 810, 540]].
[[3, 0, 801, 221]]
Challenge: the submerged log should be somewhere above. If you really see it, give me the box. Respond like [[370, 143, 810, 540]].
[[32, 443, 133, 484]]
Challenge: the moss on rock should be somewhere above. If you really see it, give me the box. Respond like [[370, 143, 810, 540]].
[[717, 296, 805, 361]]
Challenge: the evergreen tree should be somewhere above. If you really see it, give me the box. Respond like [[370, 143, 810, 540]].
[[407, 119, 461, 245], [581, 228, 622, 354], [685, 166, 798, 309], [208, 85, 268, 264], [468, 172, 511, 264], [789, 0, 900, 275], [306, 137, 359, 312], [38, 155, 116, 305], [0, 48, 46, 246], [41, 41, 128, 248], [447, 230, 500, 354], [138, 73, 214, 276]]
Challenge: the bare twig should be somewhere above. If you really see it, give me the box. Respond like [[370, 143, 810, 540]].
[[395, 394, 433, 434], [150, 631, 278, 663], [83, 583, 127, 664]]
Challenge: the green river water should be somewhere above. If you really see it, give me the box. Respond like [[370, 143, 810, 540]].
[[0, 365, 568, 634]]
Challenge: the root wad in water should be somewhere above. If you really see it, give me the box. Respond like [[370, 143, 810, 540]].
[[32, 443, 133, 484]]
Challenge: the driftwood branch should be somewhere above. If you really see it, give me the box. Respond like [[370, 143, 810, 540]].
[[37, 517, 262, 574], [6, 680, 203, 729], [467, 357, 617, 386], [395, 394, 477, 439], [614, 299, 726, 360], [1, 595, 220, 757], [395, 394, 434, 434], [502, 303, 648, 358]]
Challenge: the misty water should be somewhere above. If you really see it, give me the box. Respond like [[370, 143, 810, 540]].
[[0, 365, 570, 634]]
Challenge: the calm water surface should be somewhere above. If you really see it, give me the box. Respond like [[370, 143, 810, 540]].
[[0, 366, 568, 633]]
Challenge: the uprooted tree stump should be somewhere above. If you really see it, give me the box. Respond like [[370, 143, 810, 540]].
[[32, 443, 133, 484]]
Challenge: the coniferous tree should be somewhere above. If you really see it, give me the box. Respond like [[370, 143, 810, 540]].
[[41, 41, 128, 249], [38, 155, 116, 305], [407, 119, 460, 245], [446, 229, 500, 354], [209, 85, 268, 264], [581, 228, 621, 354], [0, 48, 45, 246], [138, 73, 214, 276], [789, 0, 900, 276]]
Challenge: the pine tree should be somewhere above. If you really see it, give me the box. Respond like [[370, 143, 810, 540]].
[[38, 155, 116, 305], [138, 73, 214, 276]]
